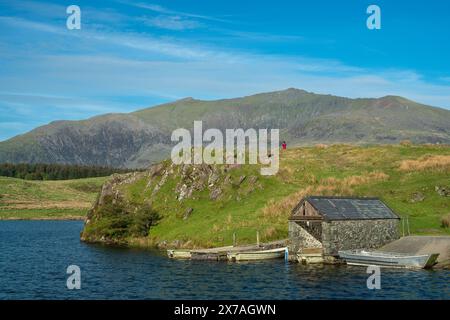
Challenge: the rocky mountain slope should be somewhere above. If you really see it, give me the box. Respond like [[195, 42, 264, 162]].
[[1, 88, 450, 168]]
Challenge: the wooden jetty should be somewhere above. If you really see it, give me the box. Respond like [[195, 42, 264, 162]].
[[297, 248, 324, 264]]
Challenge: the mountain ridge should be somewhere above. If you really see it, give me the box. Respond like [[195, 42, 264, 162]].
[[1, 88, 450, 168]]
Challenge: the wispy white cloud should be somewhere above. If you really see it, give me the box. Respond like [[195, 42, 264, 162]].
[[114, 1, 230, 31], [0, 14, 364, 70], [2, 12, 450, 107], [1, 0, 450, 142], [218, 29, 304, 42], [1, 0, 66, 18], [140, 15, 202, 30], [3, 49, 450, 108], [0, 92, 131, 115], [0, 15, 65, 34], [0, 15, 209, 60], [122, 1, 231, 23]]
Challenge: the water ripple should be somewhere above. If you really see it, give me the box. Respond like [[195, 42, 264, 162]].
[[0, 221, 448, 300]]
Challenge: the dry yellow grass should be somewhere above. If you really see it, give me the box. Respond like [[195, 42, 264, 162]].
[[305, 173, 317, 184], [342, 171, 389, 187], [315, 184, 352, 196], [261, 186, 313, 219], [260, 193, 307, 218], [263, 226, 277, 238], [399, 155, 450, 172], [276, 167, 296, 182], [400, 140, 412, 146], [319, 171, 389, 195], [261, 171, 389, 219]]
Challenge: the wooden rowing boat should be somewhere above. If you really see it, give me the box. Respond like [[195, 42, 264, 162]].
[[167, 249, 191, 259], [227, 247, 288, 262], [338, 249, 439, 269], [190, 245, 261, 261], [190, 245, 235, 261]]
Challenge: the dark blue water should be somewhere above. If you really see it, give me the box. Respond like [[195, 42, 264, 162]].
[[0, 221, 448, 300]]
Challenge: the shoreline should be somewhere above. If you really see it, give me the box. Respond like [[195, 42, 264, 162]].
[[0, 216, 85, 221], [83, 235, 450, 269], [4, 219, 448, 269]]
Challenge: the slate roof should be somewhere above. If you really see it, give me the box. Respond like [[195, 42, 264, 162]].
[[301, 196, 400, 221]]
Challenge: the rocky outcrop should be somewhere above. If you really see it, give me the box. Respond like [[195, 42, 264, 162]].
[[84, 171, 145, 227], [183, 208, 194, 220], [174, 164, 242, 202], [435, 186, 450, 197], [410, 192, 425, 203], [81, 161, 262, 244]]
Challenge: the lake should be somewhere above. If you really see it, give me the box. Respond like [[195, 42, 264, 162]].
[[0, 220, 448, 300]]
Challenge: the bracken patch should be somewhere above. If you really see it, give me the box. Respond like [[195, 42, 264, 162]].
[[399, 155, 450, 172]]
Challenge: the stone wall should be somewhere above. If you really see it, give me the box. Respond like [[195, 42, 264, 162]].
[[288, 221, 322, 258], [321, 219, 400, 256], [298, 220, 322, 242]]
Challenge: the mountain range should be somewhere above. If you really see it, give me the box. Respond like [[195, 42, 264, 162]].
[[1, 88, 450, 168]]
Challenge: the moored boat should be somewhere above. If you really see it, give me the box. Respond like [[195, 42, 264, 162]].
[[190, 245, 235, 261], [227, 247, 288, 262], [338, 249, 439, 269], [167, 249, 192, 259]]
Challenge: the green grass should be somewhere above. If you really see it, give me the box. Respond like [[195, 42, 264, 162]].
[[0, 176, 106, 219], [4, 145, 449, 244], [83, 144, 450, 248], [0, 208, 88, 220]]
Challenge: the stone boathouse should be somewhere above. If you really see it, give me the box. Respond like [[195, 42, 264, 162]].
[[288, 196, 400, 263]]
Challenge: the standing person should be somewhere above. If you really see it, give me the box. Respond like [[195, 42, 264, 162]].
[[282, 141, 287, 150]]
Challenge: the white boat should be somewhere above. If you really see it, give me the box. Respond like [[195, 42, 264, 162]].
[[167, 249, 191, 259], [338, 249, 439, 269], [227, 247, 288, 262]]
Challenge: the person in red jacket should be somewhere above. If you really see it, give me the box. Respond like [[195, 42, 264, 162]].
[[282, 141, 287, 150]]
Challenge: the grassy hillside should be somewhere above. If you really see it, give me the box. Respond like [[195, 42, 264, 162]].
[[0, 176, 106, 219], [81, 144, 450, 248]]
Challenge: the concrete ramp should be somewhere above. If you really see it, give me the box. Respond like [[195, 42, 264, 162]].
[[380, 236, 450, 268]]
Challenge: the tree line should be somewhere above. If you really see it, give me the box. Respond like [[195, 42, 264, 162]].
[[0, 163, 134, 180]]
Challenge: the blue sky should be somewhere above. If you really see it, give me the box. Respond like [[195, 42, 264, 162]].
[[1, 0, 450, 141]]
